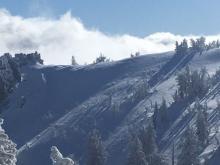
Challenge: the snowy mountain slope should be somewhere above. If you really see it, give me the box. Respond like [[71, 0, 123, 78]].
[[1, 48, 220, 165], [97, 49, 220, 165], [1, 52, 171, 165]]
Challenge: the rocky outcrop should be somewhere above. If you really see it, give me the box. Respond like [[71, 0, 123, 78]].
[[0, 52, 43, 102], [0, 53, 20, 101], [14, 51, 44, 66]]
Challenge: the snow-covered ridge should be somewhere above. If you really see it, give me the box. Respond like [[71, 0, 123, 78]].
[[2, 48, 220, 165]]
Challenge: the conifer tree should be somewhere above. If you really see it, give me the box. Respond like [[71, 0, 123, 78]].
[[94, 54, 110, 64], [171, 142, 175, 165], [71, 56, 77, 65], [196, 104, 209, 148], [127, 135, 148, 165], [216, 100, 220, 122], [175, 41, 180, 55], [160, 98, 168, 124], [86, 129, 106, 165], [140, 121, 157, 159], [177, 126, 199, 165], [176, 67, 209, 99], [153, 102, 159, 128], [175, 39, 188, 56], [190, 37, 206, 55], [181, 39, 188, 55], [197, 37, 206, 55], [217, 40, 220, 48], [140, 121, 167, 165]]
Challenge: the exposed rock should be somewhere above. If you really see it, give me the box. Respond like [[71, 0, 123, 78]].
[[14, 51, 43, 66]]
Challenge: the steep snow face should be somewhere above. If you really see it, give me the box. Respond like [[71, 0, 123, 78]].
[[1, 52, 171, 165], [2, 49, 220, 165]]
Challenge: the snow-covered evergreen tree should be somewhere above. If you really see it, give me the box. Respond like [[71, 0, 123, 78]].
[[176, 67, 190, 99], [159, 98, 169, 125], [173, 90, 180, 103], [175, 39, 188, 56], [153, 102, 159, 128], [153, 99, 169, 130], [86, 129, 106, 165], [190, 37, 206, 55], [149, 153, 167, 165], [176, 67, 209, 99], [181, 39, 189, 55], [71, 56, 77, 65], [139, 121, 167, 165], [171, 142, 175, 165], [216, 100, 220, 122], [0, 118, 17, 165], [206, 40, 220, 50], [177, 126, 199, 165], [94, 54, 110, 64], [197, 37, 206, 55], [196, 104, 209, 148], [50, 146, 75, 165], [127, 135, 148, 165], [212, 68, 220, 85], [140, 121, 157, 159]]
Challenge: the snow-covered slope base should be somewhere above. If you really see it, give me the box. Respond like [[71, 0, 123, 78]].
[[1, 49, 220, 165]]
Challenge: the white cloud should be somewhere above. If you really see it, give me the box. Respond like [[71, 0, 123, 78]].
[[0, 9, 220, 65]]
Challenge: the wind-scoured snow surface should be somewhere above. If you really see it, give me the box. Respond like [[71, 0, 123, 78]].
[[2, 50, 220, 165]]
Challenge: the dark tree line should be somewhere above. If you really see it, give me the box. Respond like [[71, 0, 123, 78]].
[[175, 39, 188, 56], [151, 97, 210, 165], [206, 40, 220, 51], [174, 65, 220, 103], [175, 66, 210, 100], [210, 67, 220, 85], [86, 129, 106, 165], [177, 126, 200, 165], [177, 104, 209, 165], [194, 100, 209, 149], [94, 53, 110, 64], [190, 37, 206, 55], [127, 136, 148, 165], [85, 109, 209, 165], [175, 37, 220, 56], [176, 99, 209, 165], [152, 99, 169, 131], [86, 115, 166, 165], [127, 121, 167, 165], [168, 100, 209, 165], [59, 64, 213, 165]]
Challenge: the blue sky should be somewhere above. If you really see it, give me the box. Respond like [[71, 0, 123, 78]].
[[0, 0, 220, 64], [1, 0, 220, 37]]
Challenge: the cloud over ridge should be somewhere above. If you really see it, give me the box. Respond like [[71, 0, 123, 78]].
[[0, 9, 220, 65]]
